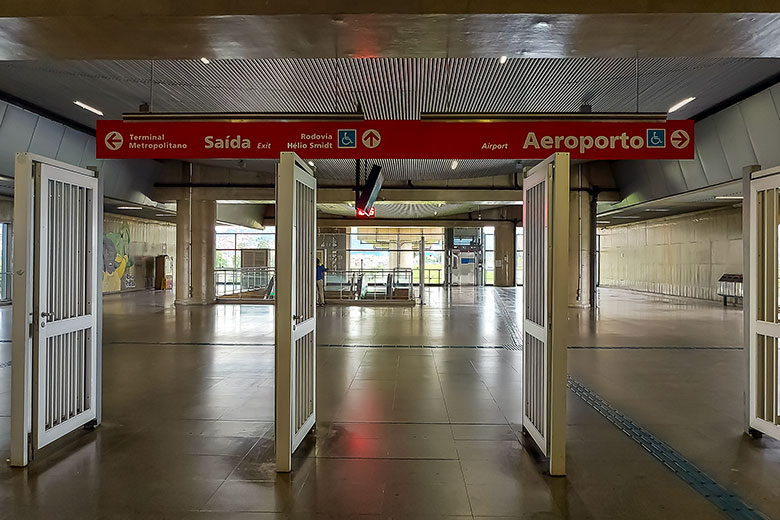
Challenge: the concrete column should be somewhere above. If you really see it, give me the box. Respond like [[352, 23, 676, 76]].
[[569, 170, 593, 308], [175, 198, 217, 305], [493, 222, 516, 287]]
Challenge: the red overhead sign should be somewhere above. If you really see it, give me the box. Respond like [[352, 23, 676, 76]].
[[96, 119, 695, 160]]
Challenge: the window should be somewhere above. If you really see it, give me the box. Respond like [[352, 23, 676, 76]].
[[0, 223, 9, 300], [319, 227, 446, 285], [215, 225, 275, 269], [483, 227, 495, 285], [516, 227, 524, 286]]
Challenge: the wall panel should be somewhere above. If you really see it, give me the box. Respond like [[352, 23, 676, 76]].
[[599, 207, 742, 301]]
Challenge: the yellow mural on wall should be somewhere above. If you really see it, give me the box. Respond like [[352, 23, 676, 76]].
[[102, 222, 133, 292]]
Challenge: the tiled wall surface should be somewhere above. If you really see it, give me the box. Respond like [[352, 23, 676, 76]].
[[599, 207, 742, 301]]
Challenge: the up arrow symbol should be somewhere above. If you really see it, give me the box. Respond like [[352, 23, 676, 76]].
[[362, 129, 381, 149]]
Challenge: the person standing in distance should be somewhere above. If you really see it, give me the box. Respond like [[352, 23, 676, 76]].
[[316, 258, 328, 305]]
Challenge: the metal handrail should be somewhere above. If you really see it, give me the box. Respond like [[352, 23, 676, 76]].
[[324, 268, 414, 302], [215, 267, 275, 300]]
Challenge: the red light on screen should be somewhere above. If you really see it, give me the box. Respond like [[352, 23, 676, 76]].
[[356, 207, 375, 218]]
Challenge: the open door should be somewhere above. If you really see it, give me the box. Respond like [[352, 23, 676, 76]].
[[522, 152, 570, 476], [746, 165, 780, 440], [275, 152, 317, 472], [10, 154, 101, 466]]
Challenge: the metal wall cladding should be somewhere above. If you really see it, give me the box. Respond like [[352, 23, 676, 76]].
[[599, 207, 743, 301], [613, 80, 780, 203], [0, 101, 164, 205]]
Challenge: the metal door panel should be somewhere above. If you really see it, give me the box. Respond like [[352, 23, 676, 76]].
[[522, 153, 569, 476], [11, 154, 100, 466], [276, 152, 317, 472], [34, 162, 98, 449], [747, 167, 780, 440]]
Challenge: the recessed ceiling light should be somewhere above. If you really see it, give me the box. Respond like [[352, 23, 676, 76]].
[[668, 96, 696, 113], [73, 101, 104, 116], [715, 195, 743, 200], [499, 56, 508, 64], [451, 159, 458, 170], [200, 57, 211, 64], [116, 206, 143, 210], [308, 161, 315, 167]]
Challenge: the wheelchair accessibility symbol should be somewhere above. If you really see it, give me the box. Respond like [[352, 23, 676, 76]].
[[647, 129, 665, 148], [338, 129, 357, 149]]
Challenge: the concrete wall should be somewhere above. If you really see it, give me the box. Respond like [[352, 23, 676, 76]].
[[103, 213, 176, 294], [599, 207, 742, 301]]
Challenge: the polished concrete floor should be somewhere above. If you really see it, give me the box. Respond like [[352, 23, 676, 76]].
[[0, 287, 777, 519]]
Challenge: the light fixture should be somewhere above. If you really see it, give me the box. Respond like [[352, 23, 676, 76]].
[[434, 211, 439, 216], [308, 161, 315, 167], [451, 159, 458, 170], [668, 97, 696, 113], [73, 101, 104, 116], [437, 203, 444, 207], [116, 206, 143, 210], [200, 57, 211, 64], [499, 56, 508, 65], [715, 195, 743, 200]]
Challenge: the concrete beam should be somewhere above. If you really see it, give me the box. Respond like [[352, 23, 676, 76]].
[[318, 218, 508, 228], [153, 186, 275, 203], [153, 185, 522, 204], [6, 1, 780, 16], [2, 10, 780, 59], [216, 203, 267, 230]]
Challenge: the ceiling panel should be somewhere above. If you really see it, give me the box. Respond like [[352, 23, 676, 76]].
[[2, 57, 779, 125], [1, 57, 779, 182]]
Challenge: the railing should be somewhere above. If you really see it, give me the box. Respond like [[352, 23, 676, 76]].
[[324, 268, 414, 302], [215, 267, 275, 301]]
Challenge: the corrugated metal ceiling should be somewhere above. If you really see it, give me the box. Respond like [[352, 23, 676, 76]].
[[1, 57, 779, 181], [318, 202, 491, 219]]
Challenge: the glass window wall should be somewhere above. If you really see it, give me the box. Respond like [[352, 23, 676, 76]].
[[215, 225, 276, 269]]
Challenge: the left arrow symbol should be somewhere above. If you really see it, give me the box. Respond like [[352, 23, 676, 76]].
[[105, 131, 124, 151]]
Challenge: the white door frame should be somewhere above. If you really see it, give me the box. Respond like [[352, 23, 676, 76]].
[[746, 164, 780, 440], [10, 153, 102, 467], [522, 152, 570, 476], [275, 152, 317, 472]]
